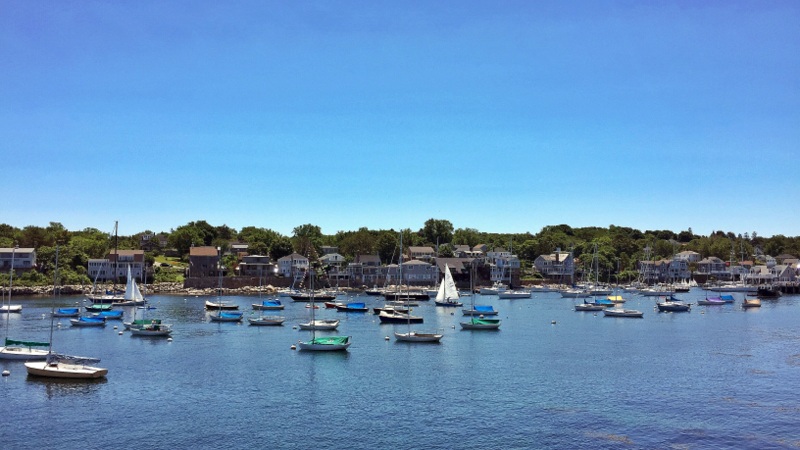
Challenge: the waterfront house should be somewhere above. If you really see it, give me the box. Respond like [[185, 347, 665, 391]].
[[696, 257, 729, 279], [408, 246, 436, 262], [140, 233, 169, 252], [491, 255, 520, 286], [533, 248, 574, 281], [674, 250, 702, 263], [188, 246, 220, 278], [88, 249, 145, 282], [398, 259, 436, 285], [320, 252, 346, 268], [228, 242, 249, 257], [347, 254, 382, 285], [0, 247, 36, 272], [277, 253, 309, 278], [237, 255, 275, 277]]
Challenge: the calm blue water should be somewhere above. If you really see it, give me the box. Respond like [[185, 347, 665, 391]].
[[2, 289, 799, 449]]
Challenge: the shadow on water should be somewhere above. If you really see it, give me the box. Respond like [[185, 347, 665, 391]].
[[26, 375, 107, 398]]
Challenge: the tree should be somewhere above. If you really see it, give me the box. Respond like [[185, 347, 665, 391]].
[[452, 228, 482, 247], [292, 224, 323, 257], [438, 243, 454, 258], [270, 237, 294, 261], [420, 219, 454, 246], [376, 231, 400, 264], [168, 226, 205, 257]]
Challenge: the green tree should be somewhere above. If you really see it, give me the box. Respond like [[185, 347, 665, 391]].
[[452, 227, 482, 247], [270, 237, 294, 261], [420, 218, 454, 246], [168, 226, 205, 257]]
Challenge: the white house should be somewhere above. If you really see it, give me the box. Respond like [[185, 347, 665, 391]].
[[0, 247, 36, 271], [277, 253, 309, 278]]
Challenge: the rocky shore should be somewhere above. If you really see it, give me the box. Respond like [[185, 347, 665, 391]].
[[0, 282, 346, 297]]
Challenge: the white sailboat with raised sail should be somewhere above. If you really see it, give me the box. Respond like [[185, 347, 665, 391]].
[[25, 245, 108, 379], [434, 263, 462, 307], [0, 245, 48, 360]]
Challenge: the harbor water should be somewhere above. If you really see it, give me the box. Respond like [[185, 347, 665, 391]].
[[2, 289, 799, 449]]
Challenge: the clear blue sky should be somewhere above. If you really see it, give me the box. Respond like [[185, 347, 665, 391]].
[[2, 1, 798, 238]]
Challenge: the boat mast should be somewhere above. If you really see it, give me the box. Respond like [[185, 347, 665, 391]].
[[48, 245, 60, 354], [4, 245, 17, 342], [112, 221, 119, 290]]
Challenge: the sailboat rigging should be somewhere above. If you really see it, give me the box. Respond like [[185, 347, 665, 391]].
[[0, 245, 49, 360], [297, 268, 351, 351], [25, 245, 108, 379]]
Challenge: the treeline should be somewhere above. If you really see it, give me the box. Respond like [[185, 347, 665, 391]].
[[2, 220, 799, 286]]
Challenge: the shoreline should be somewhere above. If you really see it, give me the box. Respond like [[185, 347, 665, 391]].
[[2, 283, 365, 298]]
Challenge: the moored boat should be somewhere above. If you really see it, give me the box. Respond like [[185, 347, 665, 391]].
[[603, 308, 643, 318], [252, 299, 284, 310], [460, 317, 501, 330]]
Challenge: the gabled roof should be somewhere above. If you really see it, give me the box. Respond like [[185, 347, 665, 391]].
[[278, 253, 308, 262], [355, 254, 381, 264], [408, 246, 435, 253], [189, 246, 218, 257]]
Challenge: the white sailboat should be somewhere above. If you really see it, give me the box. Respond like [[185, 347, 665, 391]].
[[0, 245, 49, 360], [113, 265, 147, 306], [298, 268, 350, 351], [25, 245, 108, 379], [434, 263, 462, 307], [128, 277, 172, 337]]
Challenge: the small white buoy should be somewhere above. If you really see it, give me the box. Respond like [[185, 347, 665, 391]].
[[41, 313, 46, 319], [452, 325, 455, 329], [292, 326, 297, 330], [167, 337, 173, 342], [551, 320, 557, 325], [290, 344, 296, 350], [118, 331, 123, 335], [2, 370, 10, 377], [385, 336, 390, 340], [113, 325, 118, 330], [57, 322, 62, 327]]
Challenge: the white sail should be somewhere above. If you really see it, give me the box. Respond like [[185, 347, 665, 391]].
[[124, 266, 144, 302], [435, 264, 459, 302]]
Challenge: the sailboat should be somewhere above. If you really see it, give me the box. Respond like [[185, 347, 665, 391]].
[[462, 261, 499, 316], [209, 254, 243, 323], [460, 260, 501, 330], [434, 264, 462, 307], [297, 268, 350, 351], [393, 236, 442, 342], [112, 265, 147, 306], [86, 222, 125, 304], [24, 245, 108, 379], [248, 268, 285, 325], [0, 246, 49, 359], [128, 276, 172, 336]]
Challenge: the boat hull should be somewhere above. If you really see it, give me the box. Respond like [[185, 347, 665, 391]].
[[603, 309, 643, 318], [248, 317, 285, 326], [0, 347, 49, 360], [298, 320, 339, 331], [129, 327, 173, 336], [394, 332, 443, 342], [460, 321, 501, 330], [297, 342, 351, 351], [24, 361, 108, 379]]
